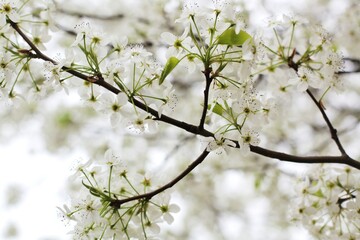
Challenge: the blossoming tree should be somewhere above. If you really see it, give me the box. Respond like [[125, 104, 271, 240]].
[[1, 0, 360, 239]]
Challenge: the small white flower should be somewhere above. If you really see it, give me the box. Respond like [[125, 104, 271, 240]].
[[175, 2, 203, 24], [233, 97, 261, 115], [71, 22, 91, 47], [261, 98, 279, 122], [103, 149, 122, 167], [281, 14, 307, 28], [223, 8, 246, 34], [73, 195, 102, 224], [290, 66, 321, 92], [157, 86, 178, 117], [242, 35, 265, 62], [31, 26, 51, 50], [88, 29, 109, 47], [318, 50, 344, 77], [212, 81, 236, 100], [44, 61, 63, 82], [78, 83, 102, 106], [309, 25, 332, 46], [127, 113, 157, 133], [144, 218, 162, 234], [123, 44, 152, 64], [111, 36, 128, 56], [154, 193, 180, 225], [57, 204, 75, 226], [69, 157, 92, 180], [204, 133, 236, 155], [268, 67, 296, 95], [0, 0, 20, 25], [43, 61, 69, 94], [238, 126, 260, 153], [161, 28, 191, 57], [0, 50, 15, 82], [96, 92, 128, 127]]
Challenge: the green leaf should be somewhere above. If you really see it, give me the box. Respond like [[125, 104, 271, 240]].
[[208, 102, 223, 116], [218, 28, 252, 46], [159, 57, 180, 85]]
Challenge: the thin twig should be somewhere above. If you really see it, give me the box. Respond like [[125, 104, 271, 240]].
[[199, 68, 212, 130], [306, 89, 347, 155]]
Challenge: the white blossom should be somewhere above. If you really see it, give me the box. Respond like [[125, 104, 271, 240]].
[[204, 133, 236, 155], [238, 126, 260, 153], [0, 0, 20, 25], [95, 92, 128, 127]]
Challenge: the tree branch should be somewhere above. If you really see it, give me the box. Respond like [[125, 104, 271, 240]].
[[199, 68, 212, 130], [112, 144, 360, 209], [250, 145, 360, 169], [306, 89, 347, 155], [110, 149, 210, 208]]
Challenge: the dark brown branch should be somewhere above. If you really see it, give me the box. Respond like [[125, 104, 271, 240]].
[[199, 68, 212, 130], [110, 149, 210, 208], [8, 20, 56, 64], [306, 89, 347, 155], [250, 145, 360, 169]]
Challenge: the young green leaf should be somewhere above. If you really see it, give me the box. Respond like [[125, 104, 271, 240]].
[[159, 57, 180, 85], [218, 27, 252, 46], [208, 102, 224, 116]]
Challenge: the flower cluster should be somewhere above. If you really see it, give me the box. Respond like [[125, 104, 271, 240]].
[[0, 0, 57, 106], [291, 166, 360, 239], [161, 1, 266, 153], [59, 149, 180, 240], [264, 15, 344, 93], [167, 5, 343, 155], [60, 22, 180, 131], [0, 0, 357, 239]]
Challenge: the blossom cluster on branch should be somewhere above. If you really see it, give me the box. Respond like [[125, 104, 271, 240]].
[[1, 0, 360, 239], [292, 166, 360, 239]]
